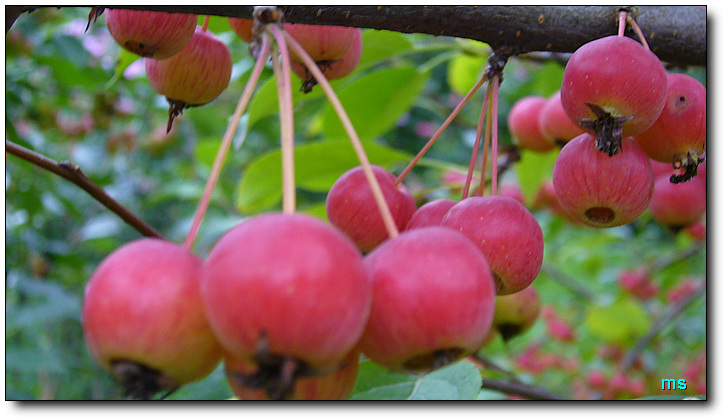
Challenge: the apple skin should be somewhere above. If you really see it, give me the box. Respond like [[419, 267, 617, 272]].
[[649, 174, 706, 228], [405, 198, 457, 230], [633, 73, 706, 164], [492, 285, 541, 341], [561, 35, 668, 138], [228, 17, 254, 43], [539, 91, 585, 146], [224, 348, 360, 400], [326, 165, 417, 253], [291, 27, 363, 86], [441, 195, 544, 295], [359, 226, 496, 372], [144, 26, 232, 106], [552, 133, 655, 228], [105, 9, 197, 59], [285, 23, 359, 63], [508, 96, 556, 152], [201, 213, 372, 371], [82, 238, 223, 391]]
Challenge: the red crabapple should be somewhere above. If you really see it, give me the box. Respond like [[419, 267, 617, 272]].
[[405, 198, 457, 230], [649, 174, 706, 229], [228, 17, 254, 43], [492, 285, 541, 341], [144, 26, 232, 131], [539, 91, 585, 146], [552, 133, 654, 228], [82, 238, 223, 399], [617, 268, 659, 300], [561, 35, 667, 155], [326, 165, 417, 253], [633, 73, 706, 183], [285, 23, 359, 64], [105, 9, 197, 59], [359, 227, 496, 372], [291, 27, 363, 93], [201, 213, 371, 399], [508, 96, 556, 152], [441, 195, 544, 295]]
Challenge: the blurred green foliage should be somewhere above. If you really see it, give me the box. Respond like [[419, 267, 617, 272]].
[[5, 7, 706, 400]]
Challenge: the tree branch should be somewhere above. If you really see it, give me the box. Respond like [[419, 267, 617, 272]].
[[6, 140, 165, 239], [482, 377, 568, 401], [101, 5, 705, 67]]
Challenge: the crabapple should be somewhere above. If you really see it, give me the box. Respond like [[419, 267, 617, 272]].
[[617, 268, 659, 300], [552, 133, 654, 228], [285, 23, 359, 64], [633, 73, 706, 182], [228, 17, 254, 43], [542, 306, 576, 342], [326, 165, 417, 252], [561, 35, 667, 155], [404, 198, 456, 230], [201, 213, 371, 399], [82, 238, 223, 399], [291, 27, 363, 93], [224, 348, 360, 400], [105, 9, 197, 59], [508, 96, 556, 152], [539, 91, 585, 146], [359, 227, 496, 372], [649, 174, 706, 228], [144, 26, 232, 131], [441, 195, 544, 295], [492, 285, 541, 341]]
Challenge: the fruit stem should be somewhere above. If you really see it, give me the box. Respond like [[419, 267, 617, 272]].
[[183, 35, 271, 250], [474, 86, 493, 198], [490, 74, 500, 196], [396, 73, 488, 186], [617, 10, 627, 37], [201, 15, 210, 32], [283, 30, 400, 239], [462, 77, 491, 199], [625, 14, 651, 50], [267, 25, 297, 214]]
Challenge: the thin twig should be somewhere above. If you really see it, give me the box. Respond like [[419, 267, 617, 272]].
[[482, 377, 568, 400], [6, 140, 164, 239], [462, 80, 490, 199]]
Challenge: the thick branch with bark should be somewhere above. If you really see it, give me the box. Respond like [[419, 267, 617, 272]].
[[68, 5, 708, 67]]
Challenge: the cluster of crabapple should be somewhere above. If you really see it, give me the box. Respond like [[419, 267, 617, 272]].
[[508, 34, 706, 230]]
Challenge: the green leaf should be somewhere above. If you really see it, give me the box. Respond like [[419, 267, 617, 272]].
[[246, 74, 326, 128], [585, 297, 651, 345], [235, 139, 411, 213], [514, 148, 560, 206], [35, 55, 109, 90], [357, 30, 415, 71], [313, 65, 430, 141], [447, 52, 488, 97], [351, 360, 482, 400]]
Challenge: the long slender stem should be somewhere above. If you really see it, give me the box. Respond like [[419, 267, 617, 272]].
[[283, 31, 400, 239], [462, 78, 490, 199], [268, 25, 296, 214], [396, 73, 488, 186], [617, 10, 627, 37], [490, 75, 500, 196], [475, 87, 494, 197], [6, 140, 164, 239], [183, 35, 271, 249], [625, 14, 651, 50]]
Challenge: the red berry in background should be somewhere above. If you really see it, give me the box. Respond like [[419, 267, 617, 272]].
[[224, 348, 360, 400], [491, 285, 541, 341], [587, 369, 608, 390], [649, 174, 706, 229], [552, 133, 654, 228], [285, 23, 359, 64], [666, 277, 701, 304], [326, 165, 417, 253], [617, 267, 659, 300], [538, 91, 586, 146], [82, 238, 223, 399], [201, 213, 371, 399], [228, 17, 254, 43], [404, 198, 456, 230], [684, 220, 706, 242], [542, 306, 576, 342], [144, 27, 233, 131], [508, 96, 556, 152], [441, 195, 544, 295], [105, 9, 197, 59], [291, 27, 363, 93], [561, 35, 667, 155], [498, 184, 526, 206], [359, 227, 496, 372], [633, 73, 706, 182]]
